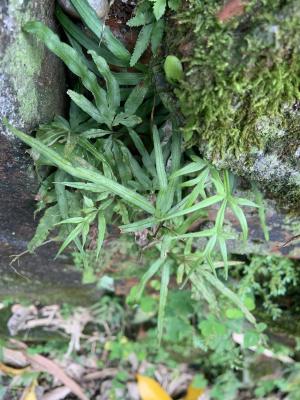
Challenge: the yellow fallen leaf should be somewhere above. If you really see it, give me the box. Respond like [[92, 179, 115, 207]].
[[184, 385, 205, 400], [21, 379, 38, 400], [137, 374, 172, 400], [0, 362, 28, 376]]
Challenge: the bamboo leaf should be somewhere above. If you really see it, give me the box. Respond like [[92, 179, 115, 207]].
[[170, 228, 215, 240], [218, 236, 228, 279], [113, 113, 142, 128], [57, 217, 85, 224]]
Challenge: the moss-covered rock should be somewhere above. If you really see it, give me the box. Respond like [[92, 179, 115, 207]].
[[170, 0, 300, 209]]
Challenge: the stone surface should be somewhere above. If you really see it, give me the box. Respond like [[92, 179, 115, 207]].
[[58, 0, 109, 19], [172, 0, 300, 210], [0, 0, 99, 303]]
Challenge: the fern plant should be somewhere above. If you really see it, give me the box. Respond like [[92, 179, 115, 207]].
[[6, 0, 266, 342]]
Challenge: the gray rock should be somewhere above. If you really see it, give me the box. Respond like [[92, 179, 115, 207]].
[[0, 0, 99, 304], [58, 0, 110, 19]]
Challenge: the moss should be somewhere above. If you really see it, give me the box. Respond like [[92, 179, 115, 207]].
[[171, 0, 300, 158]]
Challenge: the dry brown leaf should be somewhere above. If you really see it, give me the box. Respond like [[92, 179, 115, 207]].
[[24, 353, 88, 400], [42, 386, 71, 400]]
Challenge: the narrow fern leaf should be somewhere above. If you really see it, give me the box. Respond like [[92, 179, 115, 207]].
[[120, 217, 157, 233], [151, 19, 165, 53], [125, 81, 149, 115], [24, 22, 105, 107], [96, 212, 106, 259], [170, 161, 206, 179], [203, 270, 256, 325], [127, 12, 148, 27], [27, 205, 60, 253], [7, 123, 155, 214], [218, 236, 228, 279], [67, 90, 106, 123], [158, 261, 171, 344], [88, 51, 120, 111], [153, 0, 167, 20], [136, 258, 165, 300], [70, 0, 130, 62], [153, 125, 167, 189], [230, 201, 248, 241], [128, 129, 156, 177], [56, 6, 127, 67], [56, 223, 83, 257], [165, 194, 223, 220], [130, 24, 153, 67]]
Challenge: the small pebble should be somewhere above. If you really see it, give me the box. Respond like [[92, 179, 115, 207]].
[[58, 0, 110, 19]]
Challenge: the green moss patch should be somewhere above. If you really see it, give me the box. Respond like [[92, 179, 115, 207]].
[[172, 0, 300, 158]]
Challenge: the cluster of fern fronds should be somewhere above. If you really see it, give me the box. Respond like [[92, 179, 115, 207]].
[[7, 0, 266, 341]]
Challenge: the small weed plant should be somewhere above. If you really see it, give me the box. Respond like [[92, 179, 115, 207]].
[[6, 0, 269, 342]]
